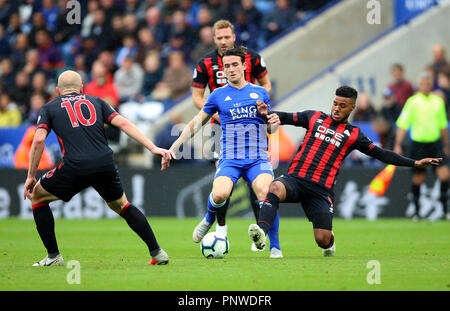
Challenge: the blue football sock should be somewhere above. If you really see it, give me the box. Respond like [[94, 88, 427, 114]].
[[205, 193, 226, 224], [267, 211, 280, 250]]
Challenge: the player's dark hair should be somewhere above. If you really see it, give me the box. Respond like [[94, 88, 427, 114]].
[[335, 86, 358, 101], [223, 46, 247, 64]]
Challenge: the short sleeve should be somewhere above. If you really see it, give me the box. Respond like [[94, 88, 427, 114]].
[[37, 105, 51, 132], [396, 98, 412, 130], [192, 60, 209, 88], [202, 91, 218, 116], [99, 98, 119, 124], [437, 97, 447, 129], [250, 50, 268, 79]]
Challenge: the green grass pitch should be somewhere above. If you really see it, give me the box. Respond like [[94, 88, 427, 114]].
[[0, 217, 449, 291]]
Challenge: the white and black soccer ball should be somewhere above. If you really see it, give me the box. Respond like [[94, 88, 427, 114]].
[[200, 232, 229, 259]]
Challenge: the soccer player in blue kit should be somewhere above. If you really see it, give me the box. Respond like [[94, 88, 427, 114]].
[[162, 46, 281, 258]]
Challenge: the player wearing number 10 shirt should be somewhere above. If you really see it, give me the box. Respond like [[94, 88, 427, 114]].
[[24, 70, 174, 267]]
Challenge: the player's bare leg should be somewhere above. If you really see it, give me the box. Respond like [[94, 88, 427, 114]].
[[436, 165, 449, 220], [29, 181, 64, 266], [193, 176, 234, 242], [107, 193, 168, 265]]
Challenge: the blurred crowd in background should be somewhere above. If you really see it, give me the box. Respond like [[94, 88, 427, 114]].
[[0, 0, 448, 168], [0, 0, 332, 128], [347, 43, 450, 166]]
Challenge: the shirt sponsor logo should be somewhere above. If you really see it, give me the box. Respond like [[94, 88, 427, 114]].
[[229, 105, 257, 120]]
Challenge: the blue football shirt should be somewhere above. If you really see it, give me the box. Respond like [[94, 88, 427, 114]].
[[203, 83, 270, 160]]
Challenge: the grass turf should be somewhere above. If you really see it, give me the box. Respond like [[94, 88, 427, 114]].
[[0, 217, 449, 291]]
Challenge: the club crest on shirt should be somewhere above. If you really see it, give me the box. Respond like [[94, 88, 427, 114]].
[[250, 92, 258, 99]]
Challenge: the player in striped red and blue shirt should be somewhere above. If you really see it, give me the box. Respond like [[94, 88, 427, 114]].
[[248, 85, 443, 257]]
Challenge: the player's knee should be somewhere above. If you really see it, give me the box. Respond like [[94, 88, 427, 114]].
[[314, 230, 332, 248], [269, 181, 284, 197], [212, 192, 229, 205]]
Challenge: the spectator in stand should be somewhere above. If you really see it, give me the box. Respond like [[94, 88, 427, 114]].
[[168, 10, 195, 52], [90, 9, 115, 51], [160, 0, 180, 24], [115, 34, 139, 68], [124, 0, 141, 16], [233, 11, 259, 50], [142, 50, 164, 97], [10, 70, 32, 117], [145, 6, 169, 45], [122, 13, 140, 38], [114, 56, 144, 102], [429, 44, 448, 81], [0, 57, 16, 91], [353, 92, 377, 122], [206, 0, 232, 22], [31, 71, 51, 101], [35, 29, 64, 73], [388, 63, 414, 107], [160, 50, 192, 101], [11, 32, 30, 70], [151, 50, 191, 103], [371, 115, 396, 150], [97, 50, 117, 76], [40, 0, 59, 34], [262, 0, 298, 43], [84, 61, 119, 108], [195, 7, 213, 34], [190, 26, 215, 65], [99, 0, 122, 25], [135, 27, 161, 66], [161, 32, 191, 65], [240, 0, 263, 28], [0, 24, 11, 59], [0, 93, 21, 127], [6, 13, 22, 47], [27, 12, 47, 48], [0, 0, 17, 28], [27, 92, 47, 124], [80, 36, 99, 72], [23, 49, 42, 79], [81, 0, 100, 38], [380, 87, 401, 124], [73, 54, 89, 84], [180, 0, 201, 28]]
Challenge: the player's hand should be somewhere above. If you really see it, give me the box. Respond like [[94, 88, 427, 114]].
[[414, 157, 442, 168], [23, 176, 37, 200], [267, 113, 280, 125], [161, 156, 171, 171], [152, 147, 175, 159], [256, 100, 268, 117]]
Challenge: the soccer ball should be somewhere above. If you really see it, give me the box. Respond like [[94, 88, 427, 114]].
[[200, 232, 229, 259]]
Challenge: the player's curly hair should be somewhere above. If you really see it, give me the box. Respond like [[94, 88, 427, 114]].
[[223, 46, 247, 64], [335, 85, 358, 101]]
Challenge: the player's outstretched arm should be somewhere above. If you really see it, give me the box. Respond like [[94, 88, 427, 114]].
[[161, 110, 211, 171], [24, 128, 48, 200], [362, 144, 442, 168], [110, 114, 175, 161]]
